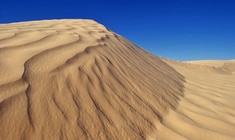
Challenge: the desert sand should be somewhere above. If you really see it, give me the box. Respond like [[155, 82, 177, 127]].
[[0, 20, 234, 140], [149, 59, 235, 140]]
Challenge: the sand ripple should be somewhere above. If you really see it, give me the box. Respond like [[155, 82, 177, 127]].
[[0, 20, 184, 140]]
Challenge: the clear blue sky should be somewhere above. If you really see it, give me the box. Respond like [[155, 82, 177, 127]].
[[1, 0, 234, 61]]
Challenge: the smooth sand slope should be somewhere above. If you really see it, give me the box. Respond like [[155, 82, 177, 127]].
[[150, 60, 235, 140], [0, 20, 184, 140], [0, 20, 235, 140]]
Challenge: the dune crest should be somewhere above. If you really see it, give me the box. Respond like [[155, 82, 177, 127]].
[[1, 20, 235, 140], [0, 20, 184, 140]]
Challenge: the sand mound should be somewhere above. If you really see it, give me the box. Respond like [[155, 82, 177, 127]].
[[185, 60, 235, 67], [0, 20, 184, 140], [149, 59, 235, 140], [1, 20, 235, 140], [185, 60, 235, 74]]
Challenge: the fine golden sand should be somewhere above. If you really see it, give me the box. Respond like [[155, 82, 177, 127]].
[[149, 59, 235, 140], [0, 20, 234, 140]]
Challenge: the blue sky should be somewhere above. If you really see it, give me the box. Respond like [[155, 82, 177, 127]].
[[1, 0, 234, 61]]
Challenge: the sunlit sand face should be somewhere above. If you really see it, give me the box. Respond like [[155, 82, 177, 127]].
[[0, 20, 185, 140], [0, 20, 235, 140]]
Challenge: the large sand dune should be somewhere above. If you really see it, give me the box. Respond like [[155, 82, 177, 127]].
[[0, 20, 234, 140]]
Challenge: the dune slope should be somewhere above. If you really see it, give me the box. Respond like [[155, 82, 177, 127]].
[[149, 60, 235, 140], [0, 20, 184, 140]]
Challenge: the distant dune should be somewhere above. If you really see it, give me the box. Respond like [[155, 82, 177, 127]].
[[0, 20, 234, 140], [184, 60, 235, 75]]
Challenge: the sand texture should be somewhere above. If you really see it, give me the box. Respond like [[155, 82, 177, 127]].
[[184, 60, 235, 75], [0, 20, 184, 140], [150, 59, 235, 140], [0, 20, 234, 140]]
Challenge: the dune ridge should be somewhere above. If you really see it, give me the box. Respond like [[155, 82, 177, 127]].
[[1, 20, 235, 140], [0, 20, 184, 140], [184, 60, 235, 74]]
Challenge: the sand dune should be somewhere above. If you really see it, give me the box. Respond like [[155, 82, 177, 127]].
[[185, 60, 235, 74], [0, 20, 184, 140], [0, 20, 234, 140], [150, 60, 235, 140], [185, 60, 235, 67]]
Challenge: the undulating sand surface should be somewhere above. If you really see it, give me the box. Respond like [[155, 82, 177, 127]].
[[0, 20, 184, 140], [185, 60, 235, 68], [0, 20, 234, 140], [149, 59, 235, 140], [184, 60, 235, 75]]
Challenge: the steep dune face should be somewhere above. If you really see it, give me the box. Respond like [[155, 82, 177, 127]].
[[0, 20, 184, 140]]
